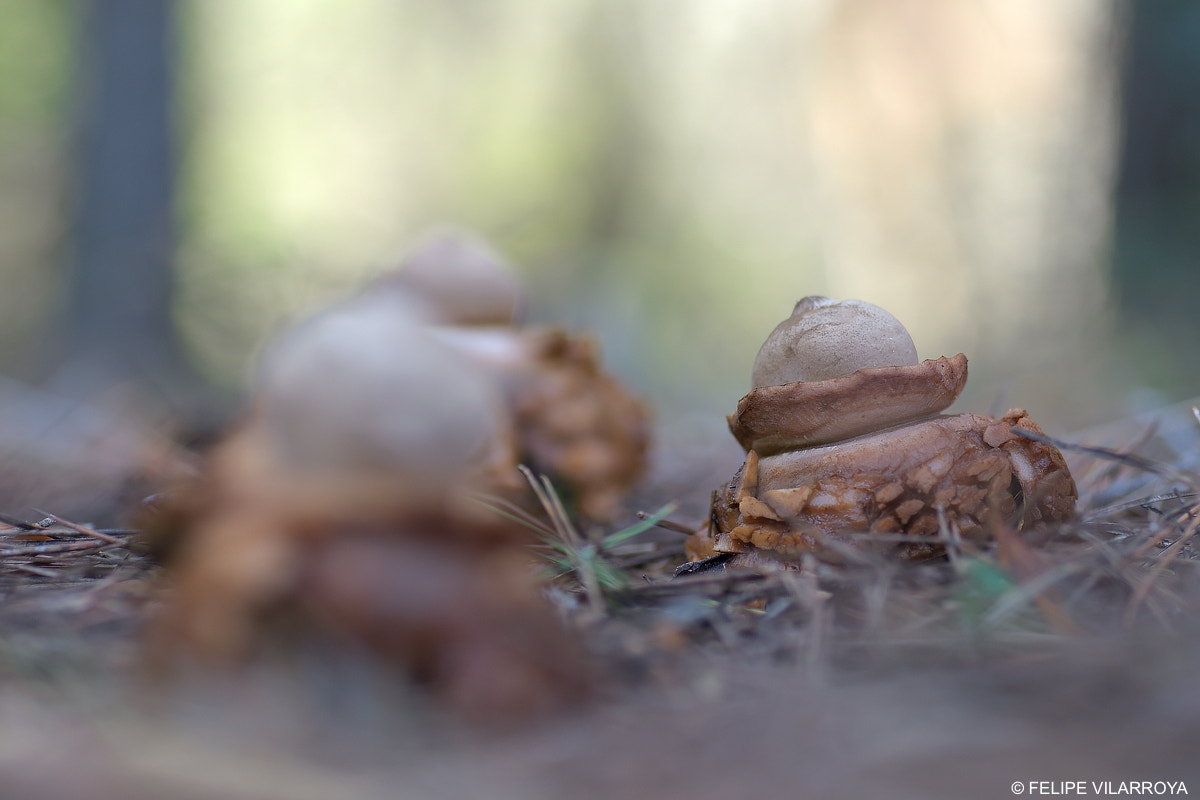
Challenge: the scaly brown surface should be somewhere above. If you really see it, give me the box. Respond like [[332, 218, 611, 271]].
[[691, 409, 1076, 562]]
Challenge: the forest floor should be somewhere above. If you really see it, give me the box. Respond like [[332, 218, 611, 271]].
[[2, 407, 1200, 800]]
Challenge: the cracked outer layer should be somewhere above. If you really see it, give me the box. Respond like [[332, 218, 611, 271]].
[[728, 354, 968, 455], [689, 409, 1076, 562], [433, 326, 650, 521]]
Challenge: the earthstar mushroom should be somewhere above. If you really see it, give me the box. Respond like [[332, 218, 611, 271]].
[[149, 291, 591, 724], [376, 227, 525, 326], [688, 297, 1076, 563], [377, 232, 650, 521]]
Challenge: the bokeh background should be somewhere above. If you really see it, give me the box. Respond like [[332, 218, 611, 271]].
[[1, 0, 1196, 432]]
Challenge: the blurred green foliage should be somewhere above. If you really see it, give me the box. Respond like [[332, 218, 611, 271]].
[[170, 0, 824, 414], [0, 0, 74, 123], [2, 1, 1193, 427], [0, 1, 75, 371]]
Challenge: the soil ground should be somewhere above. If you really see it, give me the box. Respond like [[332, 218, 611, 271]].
[[2, 408, 1199, 799]]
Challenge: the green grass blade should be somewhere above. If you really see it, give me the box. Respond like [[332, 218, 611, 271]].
[[601, 502, 680, 549]]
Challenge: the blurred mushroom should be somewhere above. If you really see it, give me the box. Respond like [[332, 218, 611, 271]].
[[149, 292, 590, 724], [375, 231, 650, 521], [375, 228, 524, 326], [252, 291, 514, 489], [687, 297, 1076, 564]]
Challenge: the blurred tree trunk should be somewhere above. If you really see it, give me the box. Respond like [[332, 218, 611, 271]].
[[804, 0, 1122, 421], [58, 0, 198, 414], [1113, 0, 1200, 378]]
